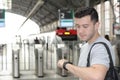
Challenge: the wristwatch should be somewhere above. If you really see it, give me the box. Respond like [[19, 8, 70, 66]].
[[63, 62, 72, 71]]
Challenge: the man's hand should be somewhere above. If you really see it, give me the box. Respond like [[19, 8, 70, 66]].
[[57, 59, 68, 69]]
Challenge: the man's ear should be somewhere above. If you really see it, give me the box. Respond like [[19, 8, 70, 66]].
[[95, 22, 100, 30]]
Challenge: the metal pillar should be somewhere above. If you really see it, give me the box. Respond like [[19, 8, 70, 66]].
[[109, 0, 115, 38], [100, 0, 105, 36], [109, 0, 114, 38], [85, 0, 89, 7]]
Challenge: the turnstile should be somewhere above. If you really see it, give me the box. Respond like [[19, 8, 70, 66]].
[[57, 47, 68, 77], [12, 49, 20, 78], [35, 44, 44, 77]]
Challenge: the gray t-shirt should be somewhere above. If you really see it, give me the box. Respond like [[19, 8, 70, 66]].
[[78, 36, 115, 68]]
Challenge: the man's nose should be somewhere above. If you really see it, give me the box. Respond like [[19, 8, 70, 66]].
[[77, 28, 84, 33]]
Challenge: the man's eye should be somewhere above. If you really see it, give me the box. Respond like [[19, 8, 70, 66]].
[[75, 25, 80, 28], [83, 25, 88, 28]]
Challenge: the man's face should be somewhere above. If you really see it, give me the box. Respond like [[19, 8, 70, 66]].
[[75, 16, 98, 42]]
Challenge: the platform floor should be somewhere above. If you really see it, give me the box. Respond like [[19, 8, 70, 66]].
[[0, 70, 79, 80], [1, 69, 120, 80]]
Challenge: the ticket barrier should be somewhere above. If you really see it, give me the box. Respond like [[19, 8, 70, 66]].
[[12, 49, 20, 78], [57, 48, 68, 77], [35, 44, 44, 77]]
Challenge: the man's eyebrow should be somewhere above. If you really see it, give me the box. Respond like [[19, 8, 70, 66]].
[[75, 24, 80, 26]]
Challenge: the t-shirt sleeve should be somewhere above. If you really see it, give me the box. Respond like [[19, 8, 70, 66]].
[[90, 44, 110, 68]]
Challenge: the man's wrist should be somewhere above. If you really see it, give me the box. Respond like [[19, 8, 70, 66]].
[[63, 62, 72, 71]]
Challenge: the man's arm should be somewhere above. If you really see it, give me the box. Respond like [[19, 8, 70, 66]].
[[57, 59, 108, 80]]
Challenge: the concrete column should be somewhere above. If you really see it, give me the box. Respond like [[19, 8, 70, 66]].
[[100, 0, 105, 36]]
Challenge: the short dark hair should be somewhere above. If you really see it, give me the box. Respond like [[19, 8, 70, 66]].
[[75, 7, 99, 23]]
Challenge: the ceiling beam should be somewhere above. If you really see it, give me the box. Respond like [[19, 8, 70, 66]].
[[17, 0, 44, 32]]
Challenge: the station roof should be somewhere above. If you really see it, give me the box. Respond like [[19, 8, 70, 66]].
[[6, 0, 107, 33]]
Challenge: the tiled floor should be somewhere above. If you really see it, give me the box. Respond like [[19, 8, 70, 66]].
[[0, 71, 119, 80], [0, 70, 79, 80], [1, 69, 120, 80], [0, 75, 79, 80]]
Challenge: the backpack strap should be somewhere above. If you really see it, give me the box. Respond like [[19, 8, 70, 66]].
[[87, 42, 114, 68]]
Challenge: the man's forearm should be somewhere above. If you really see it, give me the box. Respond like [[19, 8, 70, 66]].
[[66, 64, 107, 80]]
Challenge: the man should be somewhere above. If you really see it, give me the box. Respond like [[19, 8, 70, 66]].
[[57, 7, 115, 80]]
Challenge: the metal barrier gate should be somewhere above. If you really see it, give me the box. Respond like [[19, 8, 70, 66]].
[[12, 48, 20, 78], [0, 44, 12, 75], [56, 41, 80, 76], [35, 44, 44, 77]]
